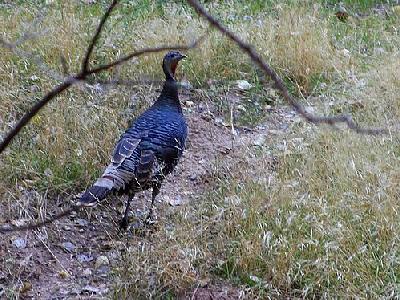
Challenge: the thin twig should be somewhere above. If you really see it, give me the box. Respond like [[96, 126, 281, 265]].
[[186, 0, 388, 135], [82, 0, 118, 72], [0, 0, 206, 232], [0, 37, 205, 154], [88, 36, 206, 74], [15, 8, 48, 46], [91, 79, 164, 86], [0, 37, 64, 81], [0, 78, 75, 153], [0, 205, 80, 234], [12, 196, 72, 274], [35, 230, 71, 276], [60, 54, 69, 76]]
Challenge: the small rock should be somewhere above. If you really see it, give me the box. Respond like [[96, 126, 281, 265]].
[[12, 238, 27, 249], [265, 105, 273, 111], [180, 80, 192, 90], [253, 135, 267, 147], [374, 47, 385, 55], [75, 219, 89, 227], [95, 256, 109, 269], [340, 48, 351, 58], [11, 219, 28, 227], [77, 254, 94, 263], [249, 275, 263, 284], [19, 281, 32, 294], [236, 80, 252, 90], [82, 268, 92, 277], [166, 195, 185, 206], [201, 112, 214, 122], [76, 148, 83, 157], [237, 104, 247, 112], [189, 174, 198, 181], [277, 142, 287, 151], [61, 241, 76, 253], [214, 117, 223, 125], [305, 106, 315, 114], [59, 270, 69, 279], [185, 100, 194, 107], [44, 168, 53, 177], [107, 250, 121, 261], [393, 5, 400, 16], [81, 285, 100, 295]]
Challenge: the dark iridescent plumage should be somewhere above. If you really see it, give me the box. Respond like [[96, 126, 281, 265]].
[[78, 51, 187, 229]]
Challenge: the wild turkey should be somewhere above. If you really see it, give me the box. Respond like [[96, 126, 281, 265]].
[[78, 51, 188, 229]]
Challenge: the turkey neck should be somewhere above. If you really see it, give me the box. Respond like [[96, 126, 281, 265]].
[[153, 78, 182, 113]]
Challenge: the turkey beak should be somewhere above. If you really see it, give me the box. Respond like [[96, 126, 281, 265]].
[[178, 54, 187, 61]]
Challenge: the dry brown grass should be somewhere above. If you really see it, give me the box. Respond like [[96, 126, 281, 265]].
[[1, 0, 399, 298], [0, 1, 342, 196]]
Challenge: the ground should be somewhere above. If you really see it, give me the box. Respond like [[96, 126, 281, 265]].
[[1, 1, 400, 299], [0, 94, 298, 299]]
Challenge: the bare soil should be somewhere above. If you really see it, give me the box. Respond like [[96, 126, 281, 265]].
[[0, 92, 298, 299]]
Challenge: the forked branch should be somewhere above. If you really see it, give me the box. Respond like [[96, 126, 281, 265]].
[[0, 0, 204, 233], [0, 0, 205, 154], [0, 0, 389, 233], [186, 0, 388, 135], [0, 205, 80, 234]]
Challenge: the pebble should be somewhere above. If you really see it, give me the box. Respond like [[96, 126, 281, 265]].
[[61, 242, 76, 253], [236, 80, 252, 90], [95, 256, 109, 269], [253, 135, 267, 147], [185, 100, 194, 107], [75, 219, 89, 227], [82, 268, 92, 277], [166, 195, 184, 206], [77, 254, 94, 263], [12, 238, 27, 249]]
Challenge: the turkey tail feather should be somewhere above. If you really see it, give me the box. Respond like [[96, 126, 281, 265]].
[[78, 177, 114, 206], [136, 150, 155, 185]]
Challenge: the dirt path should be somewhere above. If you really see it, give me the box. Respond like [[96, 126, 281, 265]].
[[0, 95, 298, 299]]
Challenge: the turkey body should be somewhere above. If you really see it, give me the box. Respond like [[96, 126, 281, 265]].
[[78, 51, 188, 229], [103, 95, 187, 195]]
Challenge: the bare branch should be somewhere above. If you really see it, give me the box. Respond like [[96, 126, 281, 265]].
[[15, 8, 48, 46], [60, 54, 69, 76], [186, 0, 388, 135], [0, 205, 80, 234], [88, 35, 206, 75], [0, 37, 64, 81], [0, 0, 202, 231], [82, 0, 119, 72], [0, 35, 205, 155], [92, 79, 165, 86], [0, 78, 76, 153]]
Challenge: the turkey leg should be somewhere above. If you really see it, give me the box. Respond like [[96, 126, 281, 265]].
[[145, 184, 161, 224], [119, 194, 135, 230]]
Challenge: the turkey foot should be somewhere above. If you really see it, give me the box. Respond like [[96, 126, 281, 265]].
[[119, 217, 130, 230], [144, 210, 157, 226]]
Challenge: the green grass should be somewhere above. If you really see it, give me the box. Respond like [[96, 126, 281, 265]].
[[1, 0, 400, 298]]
